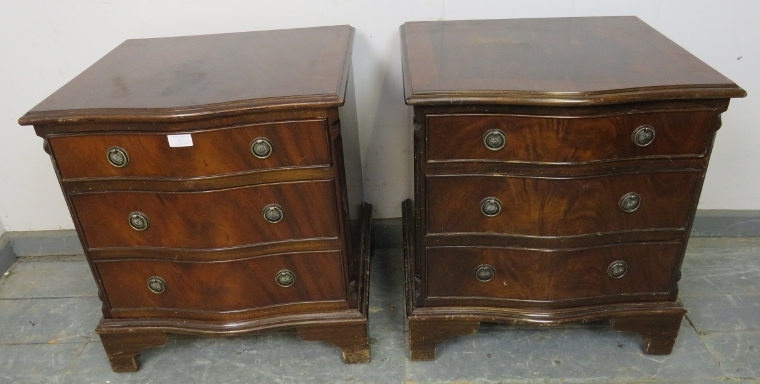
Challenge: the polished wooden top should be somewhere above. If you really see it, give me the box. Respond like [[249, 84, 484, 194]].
[[401, 17, 745, 106], [20, 25, 354, 125]]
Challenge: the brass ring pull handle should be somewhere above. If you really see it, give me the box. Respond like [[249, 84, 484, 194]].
[[275, 269, 296, 287], [608, 261, 628, 278], [632, 125, 655, 147], [483, 129, 507, 151], [263, 204, 284, 223], [128, 212, 149, 231], [480, 197, 502, 217], [106, 146, 129, 167], [147, 276, 166, 293], [619, 192, 641, 213], [475, 265, 495, 282], [250, 137, 273, 159]]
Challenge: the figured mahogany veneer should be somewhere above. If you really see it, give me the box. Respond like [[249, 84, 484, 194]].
[[50, 120, 331, 179], [96, 251, 346, 313], [426, 244, 681, 303], [427, 172, 700, 237], [401, 17, 745, 105], [401, 17, 746, 360], [427, 111, 714, 163], [73, 181, 339, 249], [20, 25, 371, 372]]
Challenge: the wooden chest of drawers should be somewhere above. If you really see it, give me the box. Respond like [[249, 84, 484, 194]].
[[400, 17, 746, 359], [19, 25, 371, 372]]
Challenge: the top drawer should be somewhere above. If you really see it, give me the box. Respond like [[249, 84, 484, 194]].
[[49, 120, 331, 179], [427, 111, 714, 163]]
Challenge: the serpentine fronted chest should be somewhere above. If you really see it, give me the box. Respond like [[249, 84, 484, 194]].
[[19, 25, 371, 372], [400, 17, 746, 359]]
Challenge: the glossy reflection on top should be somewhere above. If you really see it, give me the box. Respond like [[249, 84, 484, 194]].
[[401, 17, 744, 103]]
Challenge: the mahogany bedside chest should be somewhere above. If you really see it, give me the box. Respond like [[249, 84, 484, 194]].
[[400, 17, 746, 359], [19, 25, 372, 372]]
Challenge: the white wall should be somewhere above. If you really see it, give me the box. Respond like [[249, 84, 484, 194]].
[[0, 0, 757, 231]]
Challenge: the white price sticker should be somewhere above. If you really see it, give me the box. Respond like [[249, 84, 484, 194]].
[[167, 134, 193, 147]]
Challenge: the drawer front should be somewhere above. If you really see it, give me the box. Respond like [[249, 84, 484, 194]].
[[50, 120, 331, 179], [427, 172, 699, 237], [96, 251, 345, 312], [73, 181, 339, 249], [426, 244, 681, 301], [427, 111, 714, 163]]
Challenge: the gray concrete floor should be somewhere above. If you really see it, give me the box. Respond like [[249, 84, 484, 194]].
[[0, 238, 758, 383]]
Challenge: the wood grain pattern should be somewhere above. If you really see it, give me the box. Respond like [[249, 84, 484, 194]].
[[409, 302, 687, 327], [427, 172, 700, 237], [51, 120, 331, 179], [19, 26, 354, 125], [95, 203, 372, 367], [87, 238, 344, 262], [96, 251, 346, 313], [97, 307, 368, 335], [72, 181, 339, 249], [427, 111, 714, 163], [34, 108, 329, 136], [425, 157, 706, 179], [408, 320, 479, 360], [99, 332, 168, 373], [417, 99, 729, 119], [401, 17, 746, 106], [426, 244, 681, 302], [403, 207, 687, 358], [424, 230, 685, 251], [297, 324, 370, 363], [61, 167, 335, 194], [22, 25, 370, 371], [109, 301, 349, 322], [609, 314, 685, 355], [401, 17, 744, 360]]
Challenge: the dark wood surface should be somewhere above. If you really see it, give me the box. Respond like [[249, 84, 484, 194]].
[[401, 17, 745, 360], [50, 120, 331, 179], [401, 17, 745, 106], [99, 332, 168, 373], [94, 203, 372, 369], [19, 26, 354, 125], [298, 324, 371, 364], [21, 25, 371, 371], [426, 244, 681, 302], [610, 314, 685, 355], [426, 172, 699, 236], [96, 251, 346, 312], [408, 320, 480, 361], [72, 181, 339, 249], [404, 200, 688, 358], [427, 110, 715, 163]]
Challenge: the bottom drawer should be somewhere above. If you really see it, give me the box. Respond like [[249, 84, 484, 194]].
[[426, 243, 681, 302], [96, 251, 346, 312]]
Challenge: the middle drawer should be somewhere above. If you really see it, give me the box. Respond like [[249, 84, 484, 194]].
[[427, 172, 699, 237], [72, 180, 339, 249]]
